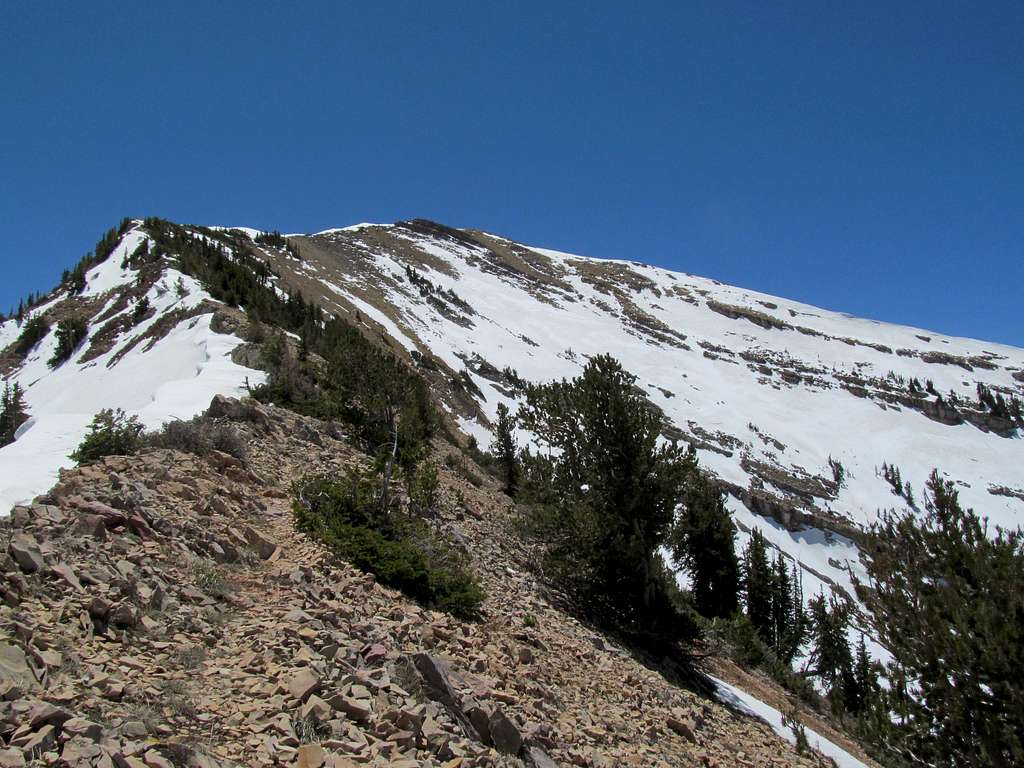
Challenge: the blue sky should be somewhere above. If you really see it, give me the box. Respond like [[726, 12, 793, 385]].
[[2, 2, 1022, 345]]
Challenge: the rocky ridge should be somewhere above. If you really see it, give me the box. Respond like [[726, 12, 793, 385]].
[[0, 395, 870, 768]]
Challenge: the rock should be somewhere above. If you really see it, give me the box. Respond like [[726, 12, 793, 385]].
[[60, 737, 103, 765], [667, 715, 698, 743], [296, 744, 325, 768], [522, 746, 561, 768], [241, 525, 276, 560], [411, 653, 479, 739], [62, 717, 104, 741], [488, 707, 523, 755], [50, 562, 84, 591], [8, 535, 44, 574], [143, 750, 174, 768], [27, 702, 73, 729], [287, 669, 322, 702], [299, 694, 331, 722], [362, 643, 387, 664], [325, 694, 371, 722], [74, 514, 108, 540], [0, 747, 24, 768], [14, 723, 55, 754], [0, 643, 36, 689], [109, 602, 141, 628], [121, 720, 148, 738]]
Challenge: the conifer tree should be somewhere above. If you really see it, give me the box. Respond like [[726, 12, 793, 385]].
[[742, 529, 773, 641], [856, 470, 1024, 767], [492, 402, 519, 496], [516, 354, 696, 639], [49, 317, 88, 368], [670, 464, 739, 618], [806, 593, 853, 701], [0, 381, 29, 447]]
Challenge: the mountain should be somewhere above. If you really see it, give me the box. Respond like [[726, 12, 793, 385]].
[[1, 217, 1021, 767]]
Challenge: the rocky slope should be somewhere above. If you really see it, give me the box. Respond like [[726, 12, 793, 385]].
[[0, 395, 873, 767]]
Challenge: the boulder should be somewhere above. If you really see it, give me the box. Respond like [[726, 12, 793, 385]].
[[522, 746, 561, 768], [0, 643, 36, 689], [8, 536, 44, 574], [286, 669, 321, 703], [488, 707, 523, 755], [241, 525, 276, 560]]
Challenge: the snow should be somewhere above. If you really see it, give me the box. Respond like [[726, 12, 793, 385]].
[[208, 226, 263, 240], [314, 223, 382, 236], [0, 227, 265, 515], [285, 221, 1023, 687], [711, 676, 871, 768]]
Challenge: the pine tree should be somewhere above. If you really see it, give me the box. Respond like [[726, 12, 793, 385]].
[[848, 634, 876, 714], [742, 529, 773, 641], [856, 470, 1024, 767], [670, 464, 739, 618], [492, 402, 519, 496], [49, 317, 88, 368], [0, 381, 30, 447], [516, 354, 696, 639], [807, 594, 852, 682]]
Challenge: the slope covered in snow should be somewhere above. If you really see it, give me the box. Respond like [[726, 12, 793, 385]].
[[0, 223, 264, 513], [247, 220, 1024, 633]]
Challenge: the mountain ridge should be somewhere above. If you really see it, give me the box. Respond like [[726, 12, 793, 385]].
[[0, 216, 1020, 766]]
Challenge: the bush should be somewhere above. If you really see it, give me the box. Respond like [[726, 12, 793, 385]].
[[13, 315, 50, 357], [71, 408, 143, 464], [293, 472, 484, 620], [49, 317, 88, 368], [144, 416, 248, 461]]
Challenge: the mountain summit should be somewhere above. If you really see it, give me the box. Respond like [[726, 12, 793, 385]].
[[0, 217, 1021, 767]]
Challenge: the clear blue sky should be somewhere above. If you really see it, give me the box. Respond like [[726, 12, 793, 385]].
[[2, 2, 1022, 345]]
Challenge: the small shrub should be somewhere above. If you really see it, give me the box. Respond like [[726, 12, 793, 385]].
[[49, 317, 88, 368], [293, 472, 485, 619], [144, 416, 248, 461], [407, 461, 439, 511], [523, 613, 538, 629], [191, 560, 231, 599], [175, 644, 207, 669], [71, 408, 143, 464], [783, 707, 810, 754], [13, 315, 50, 356]]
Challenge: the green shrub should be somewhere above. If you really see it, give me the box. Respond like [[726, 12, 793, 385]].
[[13, 315, 50, 356], [293, 472, 484, 620], [407, 462, 439, 511], [144, 416, 248, 461], [49, 317, 88, 368], [71, 408, 144, 464]]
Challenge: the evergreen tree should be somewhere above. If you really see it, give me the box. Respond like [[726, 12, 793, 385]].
[[517, 354, 696, 640], [491, 402, 519, 496], [742, 529, 773, 641], [848, 634, 876, 715], [806, 593, 853, 705], [768, 554, 808, 662], [670, 464, 739, 618], [856, 470, 1024, 767], [49, 317, 88, 368], [0, 381, 29, 447], [13, 315, 50, 357]]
